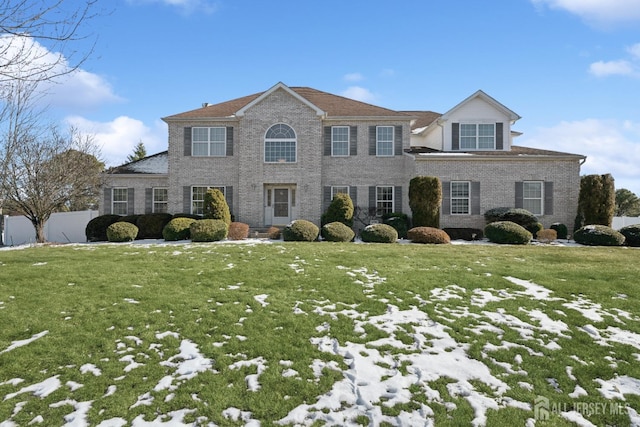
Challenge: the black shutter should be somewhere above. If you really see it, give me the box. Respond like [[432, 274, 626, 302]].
[[471, 182, 481, 215], [369, 186, 376, 213], [349, 186, 358, 206], [184, 127, 192, 156], [394, 186, 402, 213], [350, 126, 357, 156], [323, 186, 332, 212], [495, 122, 504, 150], [394, 126, 403, 156], [452, 123, 460, 151], [544, 182, 554, 215], [442, 182, 450, 215], [369, 126, 376, 155], [515, 182, 524, 208], [323, 127, 331, 156], [225, 186, 233, 213], [127, 188, 135, 215], [103, 188, 111, 214], [145, 188, 152, 214], [226, 127, 234, 156], [183, 186, 191, 214]]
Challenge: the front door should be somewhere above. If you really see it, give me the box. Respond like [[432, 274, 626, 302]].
[[273, 188, 290, 224]]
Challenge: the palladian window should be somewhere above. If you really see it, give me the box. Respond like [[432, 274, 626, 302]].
[[265, 124, 296, 163]]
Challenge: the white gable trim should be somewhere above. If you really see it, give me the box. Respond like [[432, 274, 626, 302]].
[[441, 90, 521, 123], [236, 82, 326, 117]]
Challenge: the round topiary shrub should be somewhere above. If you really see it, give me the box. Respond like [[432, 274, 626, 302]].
[[321, 221, 355, 242], [574, 225, 625, 246], [267, 226, 282, 240], [86, 214, 122, 242], [360, 223, 398, 243], [485, 221, 532, 245], [382, 213, 410, 239], [408, 227, 450, 244], [137, 213, 173, 239], [282, 220, 319, 242], [321, 193, 354, 227], [163, 217, 197, 241], [550, 223, 568, 239], [190, 219, 229, 242], [228, 222, 250, 240], [106, 221, 139, 242], [535, 229, 557, 243], [619, 224, 640, 247]]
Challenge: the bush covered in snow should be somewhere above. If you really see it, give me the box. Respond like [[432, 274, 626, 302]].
[[321, 221, 355, 242], [228, 222, 250, 240], [137, 213, 173, 239], [86, 214, 122, 242], [407, 227, 450, 244], [106, 221, 139, 242], [550, 223, 568, 239], [619, 224, 640, 247], [574, 225, 625, 246], [443, 228, 484, 241], [360, 223, 398, 243], [484, 221, 532, 245], [190, 219, 228, 242], [163, 217, 197, 241], [283, 220, 319, 242]]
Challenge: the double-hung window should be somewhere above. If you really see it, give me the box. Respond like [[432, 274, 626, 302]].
[[192, 127, 226, 156], [192, 186, 225, 215], [376, 126, 394, 156], [523, 181, 543, 215], [153, 188, 168, 213], [331, 126, 349, 156], [450, 181, 470, 215], [265, 124, 296, 163], [460, 124, 495, 150], [112, 188, 128, 215], [376, 186, 394, 215]]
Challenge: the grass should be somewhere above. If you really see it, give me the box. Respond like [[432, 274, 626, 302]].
[[0, 241, 639, 426]]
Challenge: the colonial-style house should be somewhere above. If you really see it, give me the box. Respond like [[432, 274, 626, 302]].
[[102, 82, 585, 232]]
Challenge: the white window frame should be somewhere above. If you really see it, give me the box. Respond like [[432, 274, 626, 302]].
[[331, 186, 350, 199], [523, 181, 543, 216], [331, 126, 349, 156], [376, 126, 394, 157], [265, 124, 297, 163], [191, 186, 225, 215], [112, 188, 128, 215], [153, 187, 168, 213], [460, 123, 495, 150], [376, 186, 394, 216], [450, 181, 471, 215], [192, 127, 226, 157]]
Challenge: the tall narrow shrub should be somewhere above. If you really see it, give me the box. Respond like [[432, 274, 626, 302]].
[[409, 176, 442, 228], [576, 174, 615, 228], [321, 193, 354, 227], [203, 188, 231, 225]]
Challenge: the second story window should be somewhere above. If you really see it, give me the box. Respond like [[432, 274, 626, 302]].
[[331, 126, 349, 156], [193, 127, 226, 156], [265, 124, 296, 163], [376, 126, 394, 156], [460, 124, 495, 150]]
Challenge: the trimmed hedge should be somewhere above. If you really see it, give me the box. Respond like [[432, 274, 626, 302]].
[[485, 207, 539, 231], [407, 227, 450, 244], [536, 229, 557, 243], [283, 220, 319, 242], [574, 225, 625, 246], [321, 193, 354, 227], [409, 176, 441, 228], [485, 221, 532, 245], [203, 188, 231, 225], [360, 223, 398, 243], [190, 219, 228, 242], [321, 222, 355, 242], [118, 215, 141, 226], [86, 214, 122, 242], [106, 222, 139, 242], [443, 228, 483, 241], [550, 223, 568, 239], [267, 226, 282, 240], [163, 217, 197, 241], [137, 213, 173, 239], [228, 222, 250, 240], [619, 224, 640, 247], [382, 213, 410, 239]]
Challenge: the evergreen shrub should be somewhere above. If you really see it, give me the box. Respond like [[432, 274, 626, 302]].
[[619, 224, 640, 247], [360, 223, 398, 243], [407, 227, 450, 244], [382, 212, 410, 239], [321, 221, 355, 242], [282, 220, 319, 242], [484, 221, 532, 245], [443, 228, 484, 241], [228, 222, 250, 240], [163, 217, 197, 241], [137, 213, 173, 239], [106, 222, 139, 242], [576, 174, 615, 228], [203, 189, 231, 225], [409, 176, 442, 228], [86, 214, 121, 242], [574, 225, 625, 246], [190, 219, 228, 242], [550, 223, 568, 239], [321, 193, 354, 227]]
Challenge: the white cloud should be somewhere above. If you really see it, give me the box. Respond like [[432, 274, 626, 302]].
[[589, 60, 636, 77], [66, 115, 167, 167], [340, 86, 377, 104], [531, 0, 640, 27], [628, 43, 640, 59], [521, 118, 640, 195], [343, 73, 363, 82], [126, 0, 219, 14]]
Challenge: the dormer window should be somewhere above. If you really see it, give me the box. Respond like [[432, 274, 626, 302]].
[[460, 124, 495, 150]]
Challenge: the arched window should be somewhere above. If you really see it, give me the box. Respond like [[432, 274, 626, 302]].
[[265, 124, 296, 163]]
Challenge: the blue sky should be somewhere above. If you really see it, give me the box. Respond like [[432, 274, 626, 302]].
[[15, 0, 640, 195]]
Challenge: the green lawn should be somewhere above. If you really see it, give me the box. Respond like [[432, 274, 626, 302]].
[[0, 241, 639, 426]]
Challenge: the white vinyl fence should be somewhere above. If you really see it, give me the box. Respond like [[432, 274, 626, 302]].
[[2, 210, 99, 246], [612, 216, 640, 229]]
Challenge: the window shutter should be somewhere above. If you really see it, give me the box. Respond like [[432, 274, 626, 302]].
[[442, 182, 451, 215], [394, 126, 403, 156], [544, 181, 554, 215], [369, 186, 376, 212], [452, 123, 460, 151], [184, 127, 192, 156], [495, 122, 504, 150], [349, 186, 358, 206], [394, 186, 402, 213], [369, 126, 376, 155], [145, 188, 152, 214], [322, 186, 332, 212], [515, 182, 524, 208], [183, 186, 191, 213], [226, 127, 234, 156], [471, 182, 481, 215], [127, 188, 135, 215], [225, 186, 233, 213], [349, 126, 357, 156], [323, 127, 331, 156], [103, 188, 111, 214]]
